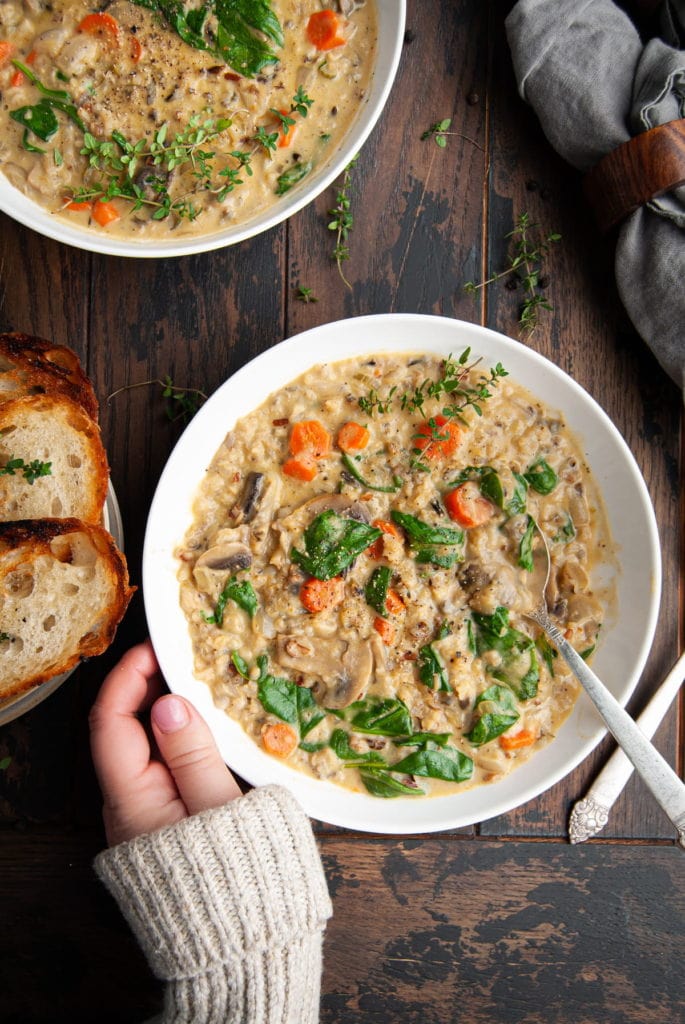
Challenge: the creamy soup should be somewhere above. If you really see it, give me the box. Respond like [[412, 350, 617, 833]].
[[177, 351, 616, 799], [0, 0, 376, 238]]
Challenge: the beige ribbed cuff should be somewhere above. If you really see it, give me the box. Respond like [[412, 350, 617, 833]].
[[94, 786, 332, 1024]]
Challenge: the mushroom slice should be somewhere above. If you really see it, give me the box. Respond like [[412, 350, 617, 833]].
[[274, 634, 373, 708], [230, 471, 265, 525], [249, 472, 282, 553], [193, 526, 252, 598]]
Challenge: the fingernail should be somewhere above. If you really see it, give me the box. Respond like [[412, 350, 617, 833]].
[[152, 695, 190, 733]]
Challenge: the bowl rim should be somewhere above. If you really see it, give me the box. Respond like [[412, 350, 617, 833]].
[[0, 1, 406, 259], [142, 313, 662, 833]]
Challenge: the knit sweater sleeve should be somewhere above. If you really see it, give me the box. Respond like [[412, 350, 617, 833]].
[[93, 785, 332, 1024]]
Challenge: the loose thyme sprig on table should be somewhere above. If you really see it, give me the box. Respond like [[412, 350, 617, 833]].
[[465, 212, 561, 335], [328, 153, 359, 288], [108, 377, 207, 424]]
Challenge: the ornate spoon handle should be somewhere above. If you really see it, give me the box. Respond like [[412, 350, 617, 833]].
[[532, 609, 685, 850], [569, 652, 685, 843]]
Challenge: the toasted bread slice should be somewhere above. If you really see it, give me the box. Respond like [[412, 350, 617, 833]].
[[0, 394, 109, 523], [0, 518, 134, 699], [0, 333, 98, 419]]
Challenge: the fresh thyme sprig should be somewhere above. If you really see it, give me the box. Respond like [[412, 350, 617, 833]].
[[421, 118, 453, 148], [296, 286, 318, 303], [108, 377, 207, 424], [0, 457, 52, 484], [328, 154, 359, 288], [464, 212, 561, 335], [357, 349, 509, 473]]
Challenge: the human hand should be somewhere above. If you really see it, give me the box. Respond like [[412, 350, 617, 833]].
[[89, 640, 242, 847]]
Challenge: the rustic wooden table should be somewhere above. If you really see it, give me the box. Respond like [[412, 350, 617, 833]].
[[0, 2, 683, 1022]]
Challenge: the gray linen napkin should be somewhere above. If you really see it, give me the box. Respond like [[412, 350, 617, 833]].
[[505, 0, 685, 388]]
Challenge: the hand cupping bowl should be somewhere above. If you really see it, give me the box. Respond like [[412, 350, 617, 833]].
[[0, 1, 404, 258], [143, 314, 661, 834]]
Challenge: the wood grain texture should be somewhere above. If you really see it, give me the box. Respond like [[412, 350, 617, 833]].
[[0, 1, 682, 1019]]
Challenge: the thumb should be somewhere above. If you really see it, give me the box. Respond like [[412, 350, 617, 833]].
[[151, 694, 242, 815]]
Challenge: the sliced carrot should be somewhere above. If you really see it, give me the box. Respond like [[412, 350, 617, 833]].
[[10, 69, 23, 87], [289, 419, 331, 459], [26, 49, 37, 64], [276, 108, 296, 148], [373, 616, 396, 645], [337, 421, 370, 453], [300, 575, 345, 614], [0, 41, 14, 66], [444, 480, 495, 529], [414, 414, 461, 461], [92, 199, 120, 226], [385, 588, 405, 615], [306, 10, 346, 50], [78, 13, 120, 46], [367, 518, 401, 559], [261, 722, 298, 758], [129, 35, 142, 61], [65, 199, 93, 212], [499, 728, 537, 751], [282, 454, 318, 482]]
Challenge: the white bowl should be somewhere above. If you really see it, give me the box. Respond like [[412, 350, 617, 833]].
[[0, 2, 405, 258], [143, 314, 661, 833]]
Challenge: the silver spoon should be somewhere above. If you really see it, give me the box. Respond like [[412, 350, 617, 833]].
[[525, 523, 685, 849]]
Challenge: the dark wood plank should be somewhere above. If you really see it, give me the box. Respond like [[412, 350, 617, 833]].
[[286, 0, 489, 333], [320, 838, 685, 1023]]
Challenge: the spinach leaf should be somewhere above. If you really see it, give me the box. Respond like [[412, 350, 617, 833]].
[[255, 658, 325, 736], [203, 575, 258, 623], [537, 634, 557, 677], [518, 513, 536, 571], [552, 513, 575, 543], [358, 769, 424, 798], [391, 745, 473, 783], [10, 102, 59, 144], [394, 732, 452, 748], [471, 606, 539, 699], [505, 471, 529, 516], [276, 160, 312, 195], [129, 0, 283, 77], [365, 566, 391, 617], [391, 509, 464, 568], [524, 458, 558, 495], [464, 683, 519, 746], [418, 642, 450, 692], [348, 697, 412, 736], [329, 728, 387, 765], [291, 510, 382, 581], [341, 452, 402, 493], [448, 466, 504, 508]]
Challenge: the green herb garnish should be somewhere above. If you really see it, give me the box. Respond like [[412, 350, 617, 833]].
[[518, 513, 536, 572], [341, 452, 402, 493], [390, 510, 464, 568], [464, 684, 520, 746], [348, 698, 413, 737], [252, 654, 325, 738], [391, 744, 473, 783], [291, 510, 381, 581], [129, 0, 283, 77], [0, 457, 52, 485], [417, 642, 450, 692], [364, 566, 391, 617], [464, 212, 561, 336], [203, 575, 258, 624], [471, 606, 539, 699], [328, 153, 359, 287], [276, 160, 312, 195], [524, 458, 558, 495]]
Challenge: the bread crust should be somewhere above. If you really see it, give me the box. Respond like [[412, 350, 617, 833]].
[[0, 393, 109, 523], [0, 332, 99, 419], [0, 518, 135, 699]]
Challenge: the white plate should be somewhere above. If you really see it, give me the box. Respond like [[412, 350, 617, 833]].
[[0, 484, 125, 726], [143, 314, 661, 833], [0, 2, 405, 258]]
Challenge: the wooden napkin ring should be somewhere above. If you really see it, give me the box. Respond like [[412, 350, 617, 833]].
[[583, 118, 685, 233]]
